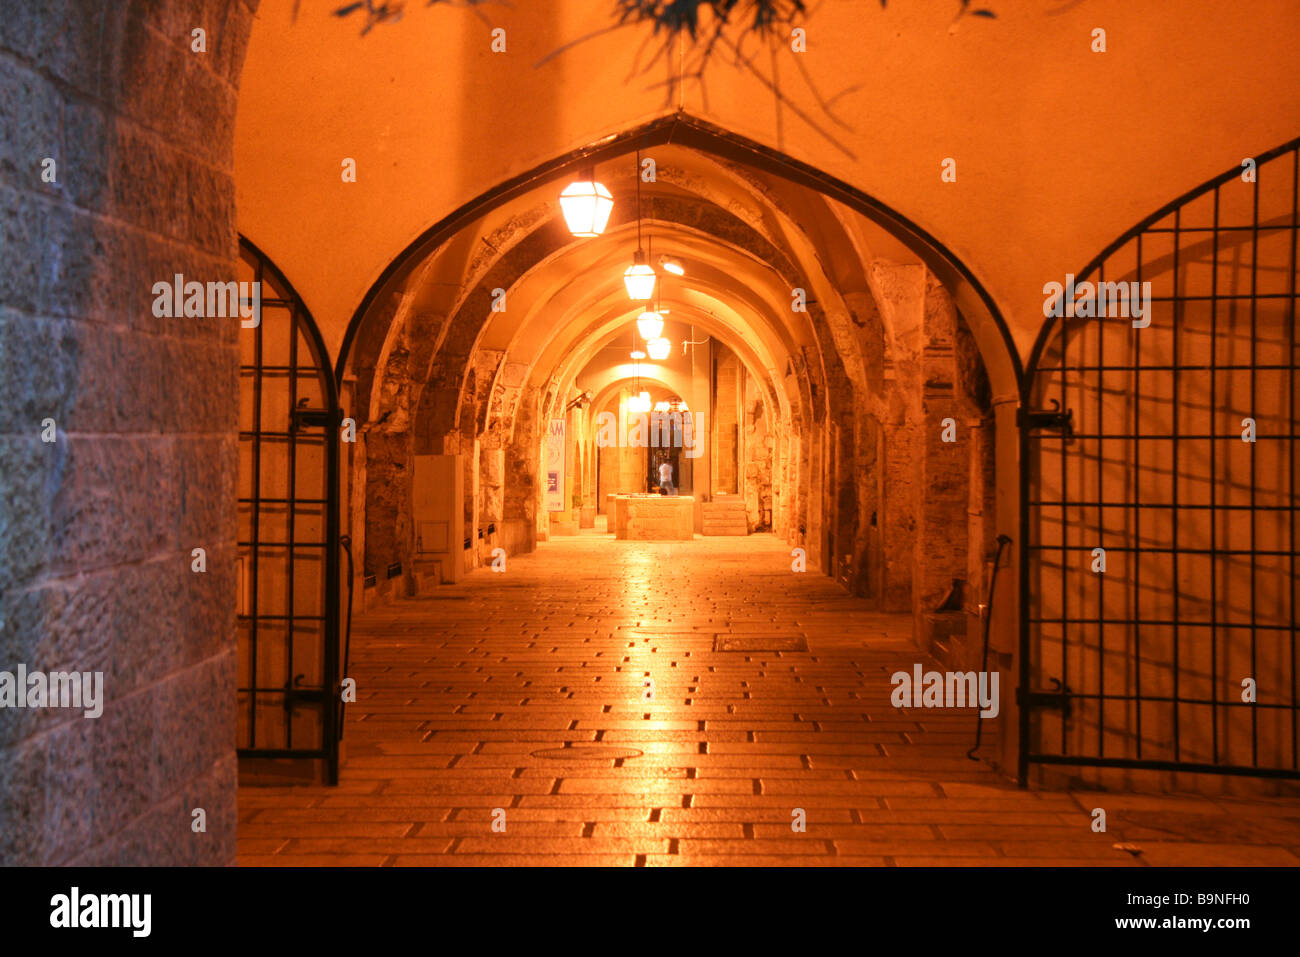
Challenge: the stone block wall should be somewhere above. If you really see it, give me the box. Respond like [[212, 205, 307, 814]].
[[0, 0, 257, 866]]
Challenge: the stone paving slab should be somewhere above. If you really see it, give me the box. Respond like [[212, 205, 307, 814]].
[[238, 534, 1300, 866]]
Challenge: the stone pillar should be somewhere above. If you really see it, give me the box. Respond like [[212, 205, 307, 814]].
[[868, 263, 927, 613], [504, 387, 539, 553], [741, 375, 773, 531], [0, 1, 259, 865], [879, 364, 919, 611], [478, 442, 504, 562], [687, 332, 712, 529], [463, 433, 480, 559]]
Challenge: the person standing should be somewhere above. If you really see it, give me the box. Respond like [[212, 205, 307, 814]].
[[658, 460, 675, 495]]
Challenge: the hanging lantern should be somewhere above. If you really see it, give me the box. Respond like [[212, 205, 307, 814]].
[[636, 310, 664, 340], [647, 336, 671, 361], [630, 349, 646, 360], [559, 174, 613, 237], [623, 249, 657, 301], [628, 391, 651, 414]]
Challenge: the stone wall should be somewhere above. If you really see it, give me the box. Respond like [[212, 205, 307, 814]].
[[0, 0, 258, 865]]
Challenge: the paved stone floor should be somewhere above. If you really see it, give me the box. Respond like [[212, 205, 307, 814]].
[[238, 533, 1300, 866]]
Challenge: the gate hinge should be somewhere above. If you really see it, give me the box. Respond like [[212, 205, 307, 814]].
[[1018, 399, 1074, 437], [282, 673, 326, 712], [1016, 677, 1073, 718], [290, 406, 341, 431]]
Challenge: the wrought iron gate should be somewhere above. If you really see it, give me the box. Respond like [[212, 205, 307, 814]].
[[1020, 137, 1300, 781], [236, 238, 341, 783]]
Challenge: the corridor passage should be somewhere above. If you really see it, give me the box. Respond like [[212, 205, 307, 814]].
[[238, 535, 1300, 866]]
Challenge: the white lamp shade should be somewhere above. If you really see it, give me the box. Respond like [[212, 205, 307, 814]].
[[559, 179, 614, 237], [630, 350, 646, 360], [636, 311, 664, 340], [628, 392, 651, 414], [653, 401, 670, 412], [646, 337, 671, 360], [623, 249, 657, 300], [624, 265, 656, 300]]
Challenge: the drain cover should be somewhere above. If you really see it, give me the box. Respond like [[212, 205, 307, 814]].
[[713, 635, 809, 652], [529, 746, 644, 760]]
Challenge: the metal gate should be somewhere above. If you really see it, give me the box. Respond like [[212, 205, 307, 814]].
[[1019, 137, 1300, 781], [236, 238, 341, 783]]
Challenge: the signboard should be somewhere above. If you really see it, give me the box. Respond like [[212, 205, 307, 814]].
[[544, 418, 566, 512]]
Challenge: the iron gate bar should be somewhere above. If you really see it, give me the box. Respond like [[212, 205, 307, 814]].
[[237, 498, 332, 505], [1030, 502, 1293, 509], [1027, 547, 1294, 556], [1141, 225, 1291, 233], [236, 542, 329, 548], [1029, 620, 1293, 630], [1132, 232, 1143, 759], [1036, 364, 1297, 372], [1031, 433, 1300, 439], [1023, 692, 1298, 708], [1024, 755, 1300, 778], [1289, 146, 1299, 771], [241, 615, 326, 621], [1250, 159, 1260, 768], [1211, 183, 1221, 766], [1172, 207, 1182, 762], [287, 318, 298, 751], [249, 253, 263, 750], [1019, 134, 1300, 783]]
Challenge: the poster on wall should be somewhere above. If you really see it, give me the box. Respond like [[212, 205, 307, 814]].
[[544, 418, 566, 512]]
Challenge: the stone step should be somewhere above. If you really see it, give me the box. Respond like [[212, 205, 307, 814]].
[[702, 504, 754, 535], [701, 499, 749, 536]]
